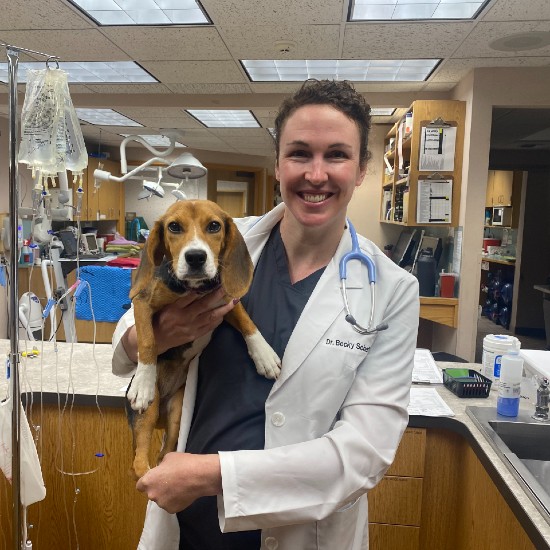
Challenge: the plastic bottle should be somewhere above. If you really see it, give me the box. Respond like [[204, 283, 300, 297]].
[[497, 343, 523, 417]]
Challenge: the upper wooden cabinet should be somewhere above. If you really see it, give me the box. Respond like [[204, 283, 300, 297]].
[[486, 170, 520, 207], [71, 157, 125, 233], [381, 100, 466, 227]]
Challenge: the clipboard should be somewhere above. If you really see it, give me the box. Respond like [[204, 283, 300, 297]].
[[418, 117, 458, 172], [416, 172, 453, 224]]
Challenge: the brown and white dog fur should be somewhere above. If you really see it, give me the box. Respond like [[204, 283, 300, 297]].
[[126, 200, 281, 480]]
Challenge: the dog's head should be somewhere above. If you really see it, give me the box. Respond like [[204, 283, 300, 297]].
[[145, 200, 253, 298]]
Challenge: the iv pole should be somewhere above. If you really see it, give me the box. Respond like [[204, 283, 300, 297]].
[[1, 41, 59, 550]]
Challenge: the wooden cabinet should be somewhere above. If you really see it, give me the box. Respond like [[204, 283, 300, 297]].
[[71, 157, 125, 233], [485, 170, 523, 228], [368, 428, 426, 550], [381, 100, 466, 227], [486, 170, 514, 207], [369, 427, 536, 550]]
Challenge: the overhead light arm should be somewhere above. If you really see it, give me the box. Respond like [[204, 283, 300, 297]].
[[94, 156, 170, 183], [119, 135, 177, 174]]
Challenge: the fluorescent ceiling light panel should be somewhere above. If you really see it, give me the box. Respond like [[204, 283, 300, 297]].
[[371, 108, 396, 116], [187, 110, 260, 128], [120, 134, 187, 147], [349, 0, 487, 21], [77, 108, 143, 126], [0, 61, 156, 84], [69, 0, 209, 25], [242, 60, 439, 82]]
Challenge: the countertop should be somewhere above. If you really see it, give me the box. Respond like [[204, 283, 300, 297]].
[[1, 340, 549, 547]]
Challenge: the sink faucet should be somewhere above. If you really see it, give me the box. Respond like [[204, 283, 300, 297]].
[[532, 377, 549, 422]]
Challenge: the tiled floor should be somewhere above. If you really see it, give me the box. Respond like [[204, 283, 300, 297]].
[[475, 316, 548, 363]]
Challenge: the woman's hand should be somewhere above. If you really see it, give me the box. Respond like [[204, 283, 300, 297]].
[[136, 453, 222, 514], [121, 287, 237, 362]]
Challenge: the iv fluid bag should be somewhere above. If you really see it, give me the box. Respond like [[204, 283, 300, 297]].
[[18, 68, 87, 183]]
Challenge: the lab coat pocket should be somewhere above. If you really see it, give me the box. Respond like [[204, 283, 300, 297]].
[[315, 494, 368, 549]]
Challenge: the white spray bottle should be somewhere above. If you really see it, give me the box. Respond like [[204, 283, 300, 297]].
[[497, 342, 523, 417]]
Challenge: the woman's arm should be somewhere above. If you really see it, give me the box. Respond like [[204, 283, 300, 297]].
[[113, 287, 238, 370]]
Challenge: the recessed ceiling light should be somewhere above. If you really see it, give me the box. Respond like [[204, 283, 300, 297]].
[[187, 110, 260, 128], [241, 60, 439, 82], [371, 108, 396, 116], [349, 0, 489, 21], [77, 109, 143, 126], [489, 31, 550, 52], [120, 134, 187, 147], [68, 0, 209, 26], [0, 61, 156, 84]]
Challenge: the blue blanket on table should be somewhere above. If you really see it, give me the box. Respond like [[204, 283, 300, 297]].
[[75, 266, 132, 322]]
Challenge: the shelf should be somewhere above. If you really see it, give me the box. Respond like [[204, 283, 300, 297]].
[[419, 297, 459, 328], [379, 100, 465, 228]]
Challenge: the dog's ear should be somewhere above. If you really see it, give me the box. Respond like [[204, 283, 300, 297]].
[[220, 217, 253, 298], [146, 218, 169, 267]]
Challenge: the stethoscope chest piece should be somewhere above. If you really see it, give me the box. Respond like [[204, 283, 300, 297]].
[[339, 220, 388, 335]]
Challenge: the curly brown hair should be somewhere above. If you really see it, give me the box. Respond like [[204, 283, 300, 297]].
[[274, 79, 372, 169]]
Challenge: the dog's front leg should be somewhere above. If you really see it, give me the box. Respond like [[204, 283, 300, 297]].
[[226, 303, 281, 379], [127, 299, 158, 412]]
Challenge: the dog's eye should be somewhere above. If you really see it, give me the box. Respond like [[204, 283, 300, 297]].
[[168, 222, 182, 233], [207, 221, 221, 233]]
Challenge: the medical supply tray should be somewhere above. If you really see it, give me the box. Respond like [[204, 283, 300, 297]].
[[442, 368, 492, 398]]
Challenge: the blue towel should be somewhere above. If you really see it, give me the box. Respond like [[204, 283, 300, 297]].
[[75, 266, 131, 322]]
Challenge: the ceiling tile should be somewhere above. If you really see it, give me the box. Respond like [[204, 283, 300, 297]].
[[131, 117, 205, 129], [483, 0, 550, 21], [102, 27, 232, 61], [343, 22, 473, 58], [67, 84, 95, 94], [0, 0, 92, 30], [165, 83, 252, 94], [140, 60, 246, 84], [452, 21, 550, 58], [202, 0, 345, 26], [208, 128, 271, 137], [432, 56, 550, 82], [219, 25, 341, 59], [0, 30, 130, 61], [249, 82, 304, 94], [84, 83, 172, 94]]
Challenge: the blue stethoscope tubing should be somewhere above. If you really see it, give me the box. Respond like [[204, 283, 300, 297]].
[[339, 220, 389, 335]]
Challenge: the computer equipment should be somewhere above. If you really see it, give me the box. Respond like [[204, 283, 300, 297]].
[[56, 229, 106, 259], [391, 229, 416, 268], [81, 233, 105, 257]]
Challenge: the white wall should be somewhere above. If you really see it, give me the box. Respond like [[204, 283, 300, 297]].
[[452, 67, 550, 360], [124, 175, 208, 231]]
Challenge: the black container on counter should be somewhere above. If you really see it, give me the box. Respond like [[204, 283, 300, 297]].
[[417, 248, 437, 297]]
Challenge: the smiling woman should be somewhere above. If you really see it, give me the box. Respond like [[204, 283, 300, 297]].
[[112, 79, 419, 550]]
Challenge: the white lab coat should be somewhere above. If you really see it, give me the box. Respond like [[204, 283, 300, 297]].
[[112, 203, 420, 550]]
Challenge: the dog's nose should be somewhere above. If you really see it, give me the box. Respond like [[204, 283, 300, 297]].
[[185, 249, 207, 268]]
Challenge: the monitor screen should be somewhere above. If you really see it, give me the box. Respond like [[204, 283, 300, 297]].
[[391, 230, 415, 267], [83, 233, 99, 253]]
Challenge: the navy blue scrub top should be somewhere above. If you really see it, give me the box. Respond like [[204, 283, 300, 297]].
[[178, 222, 325, 550]]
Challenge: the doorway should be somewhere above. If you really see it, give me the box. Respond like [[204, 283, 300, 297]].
[[475, 108, 550, 360]]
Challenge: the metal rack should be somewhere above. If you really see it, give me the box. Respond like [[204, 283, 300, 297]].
[[1, 40, 59, 550]]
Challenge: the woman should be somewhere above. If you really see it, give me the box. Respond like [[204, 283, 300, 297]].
[[113, 79, 419, 550]]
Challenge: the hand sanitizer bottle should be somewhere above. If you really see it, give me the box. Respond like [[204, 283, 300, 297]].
[[497, 344, 523, 417]]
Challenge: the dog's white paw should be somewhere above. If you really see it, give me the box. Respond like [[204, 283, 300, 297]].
[[127, 362, 157, 412], [245, 332, 281, 380]]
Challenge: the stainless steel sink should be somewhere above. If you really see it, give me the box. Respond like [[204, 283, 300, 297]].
[[467, 406, 550, 522]]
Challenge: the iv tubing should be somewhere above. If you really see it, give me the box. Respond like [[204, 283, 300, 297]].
[[3, 40, 59, 550]]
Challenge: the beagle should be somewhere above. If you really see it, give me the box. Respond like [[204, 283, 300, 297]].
[[126, 200, 281, 479]]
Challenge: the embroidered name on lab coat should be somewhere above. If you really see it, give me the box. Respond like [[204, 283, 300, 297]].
[[324, 338, 370, 353]]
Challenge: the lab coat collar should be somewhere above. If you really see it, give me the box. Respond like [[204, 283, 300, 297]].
[[273, 224, 364, 390]]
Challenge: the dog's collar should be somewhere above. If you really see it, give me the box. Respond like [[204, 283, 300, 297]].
[[156, 258, 220, 294]]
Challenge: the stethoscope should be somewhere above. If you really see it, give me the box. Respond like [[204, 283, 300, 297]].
[[339, 220, 389, 335]]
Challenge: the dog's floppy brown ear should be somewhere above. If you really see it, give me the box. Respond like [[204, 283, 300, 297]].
[[146, 218, 169, 267], [220, 217, 253, 298]]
